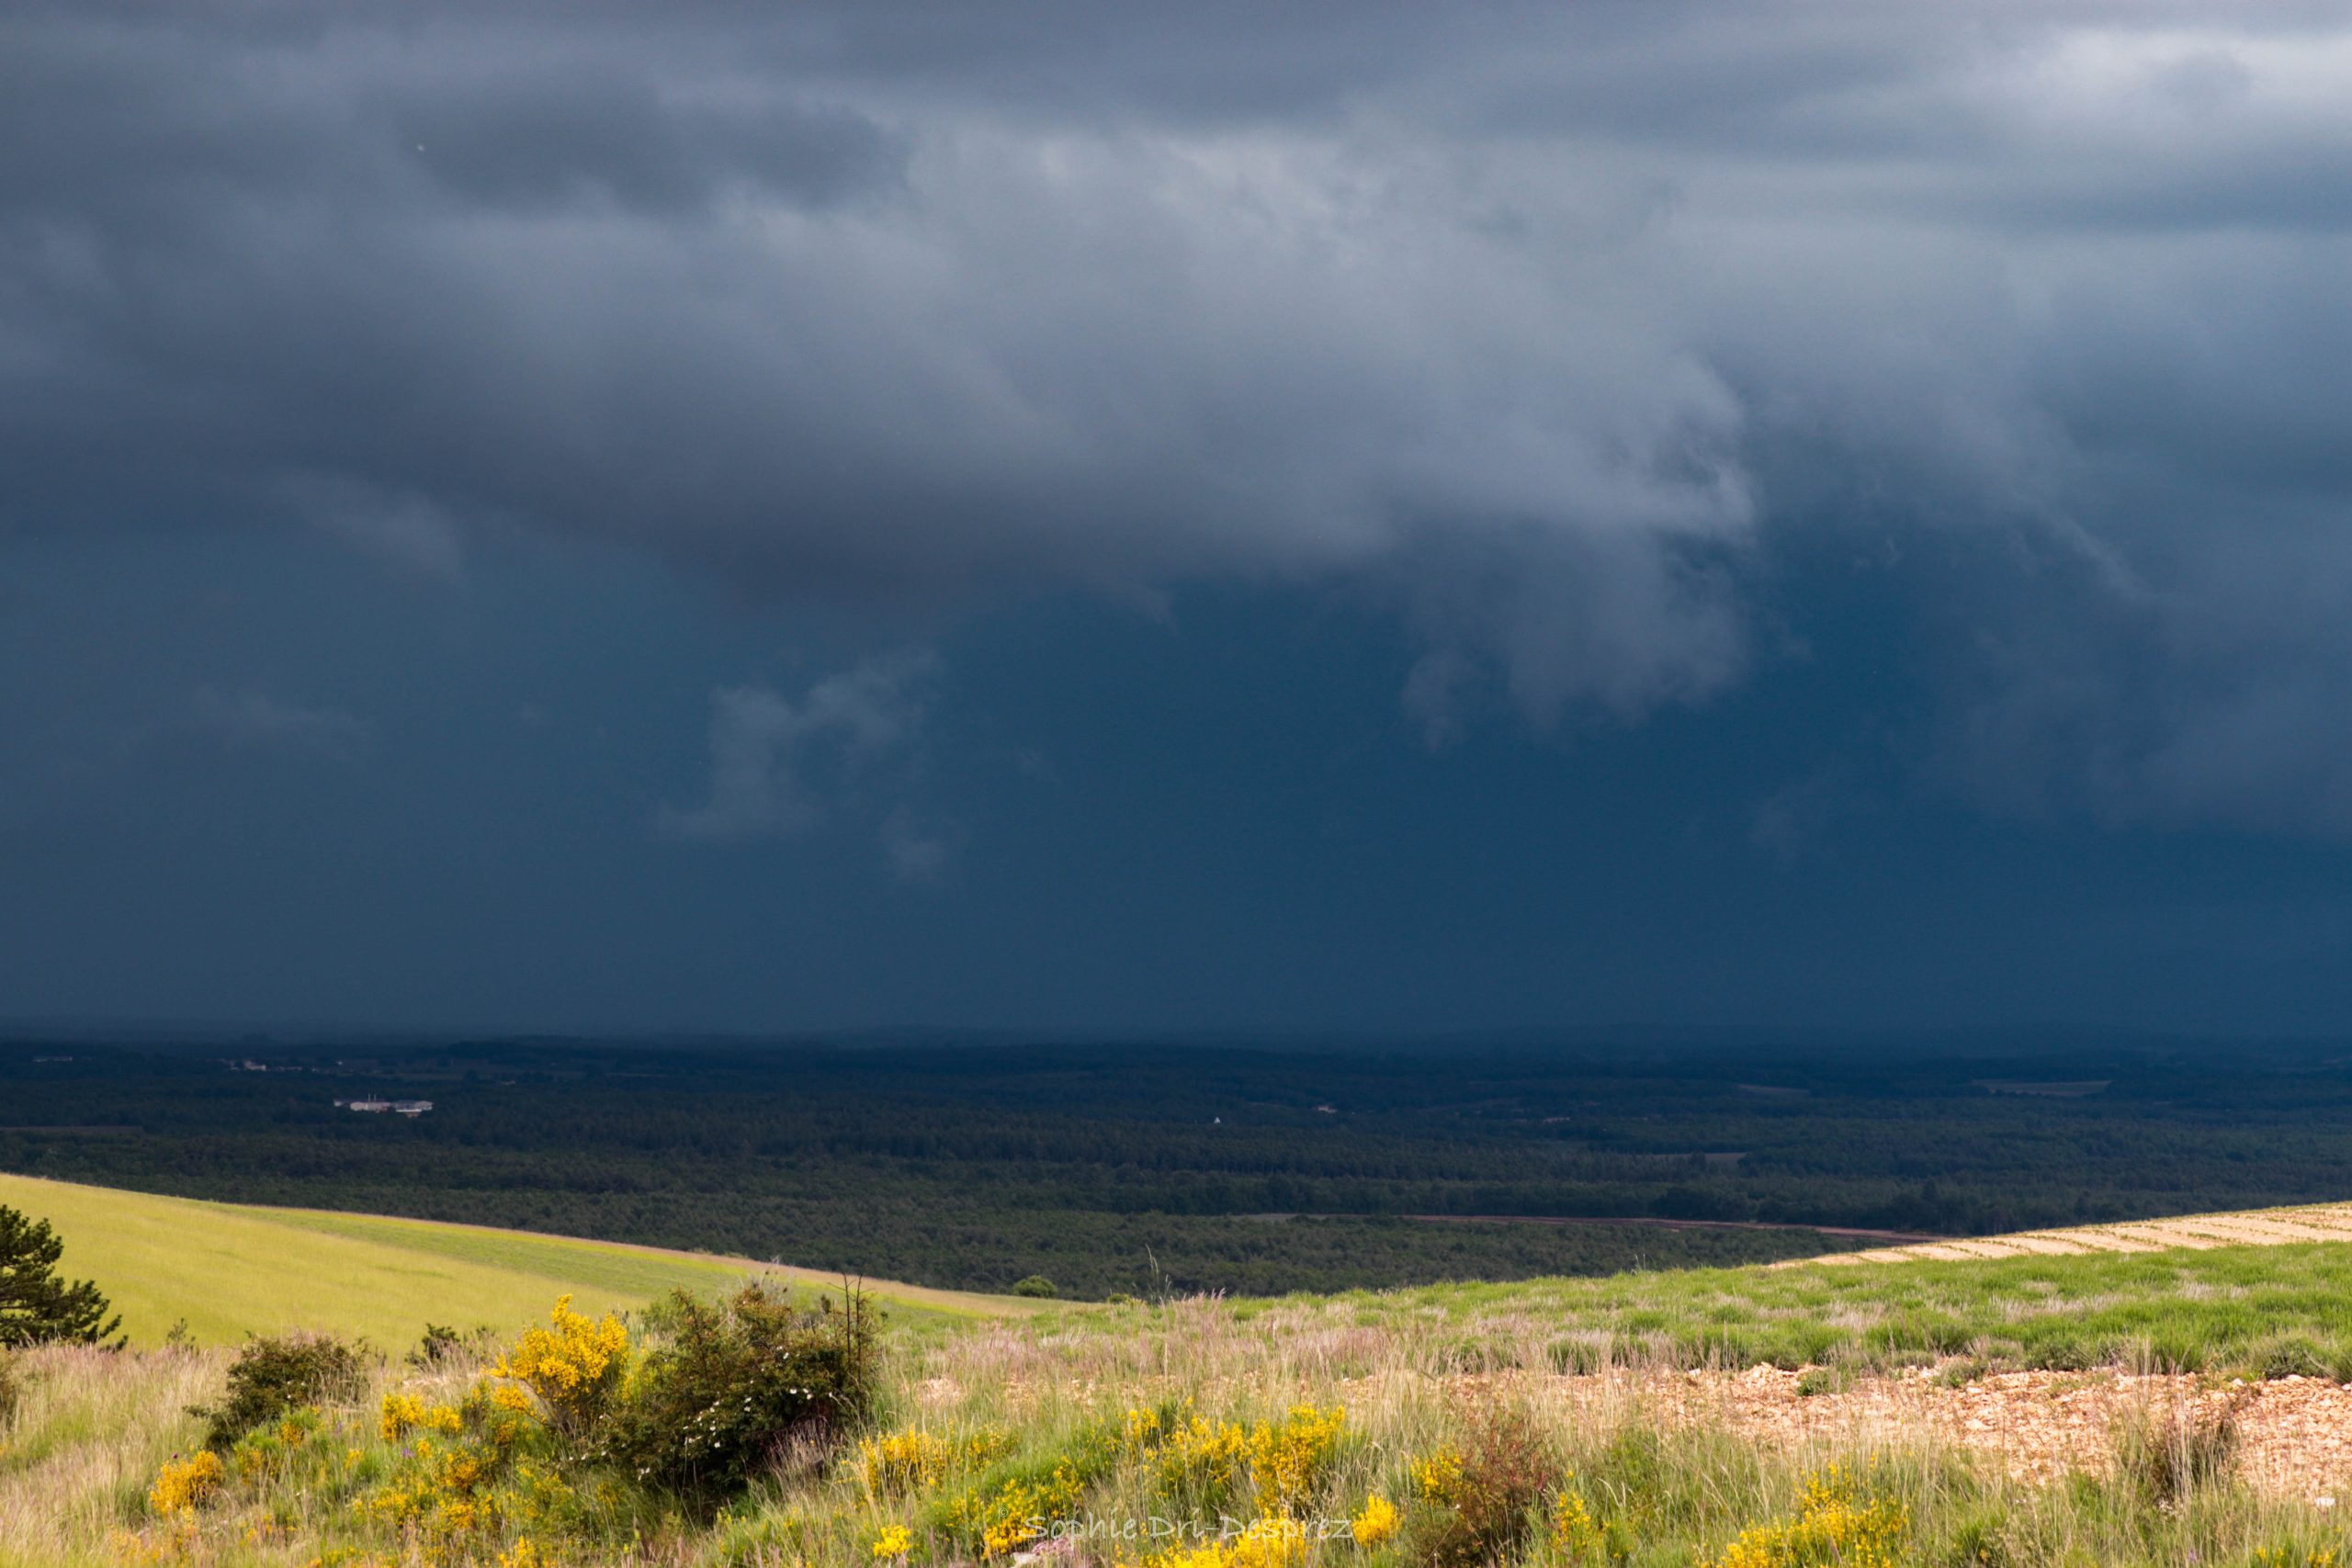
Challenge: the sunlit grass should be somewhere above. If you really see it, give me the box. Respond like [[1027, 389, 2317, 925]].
[[9, 1247, 2352, 1563], [1257, 1241, 2352, 1376], [0, 1173, 1027, 1348], [15, 1177, 2352, 1563]]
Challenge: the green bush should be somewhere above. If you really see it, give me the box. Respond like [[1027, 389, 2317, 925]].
[[602, 1282, 878, 1504], [194, 1332, 368, 1452], [1011, 1275, 1057, 1299], [405, 1322, 488, 1368]]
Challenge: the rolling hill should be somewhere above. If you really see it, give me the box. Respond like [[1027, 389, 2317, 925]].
[[0, 1171, 1034, 1348], [15, 1178, 2352, 1565]]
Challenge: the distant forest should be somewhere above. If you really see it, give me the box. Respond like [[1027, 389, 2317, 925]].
[[6, 1035, 2351, 1298]]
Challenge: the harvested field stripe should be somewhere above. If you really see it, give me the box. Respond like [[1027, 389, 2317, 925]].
[[1804, 1200, 2352, 1267]]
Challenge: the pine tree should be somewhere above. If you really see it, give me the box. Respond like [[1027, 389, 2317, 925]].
[[0, 1204, 123, 1348]]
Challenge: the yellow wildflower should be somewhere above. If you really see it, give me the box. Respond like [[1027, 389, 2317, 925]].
[[1412, 1447, 1464, 1505], [379, 1392, 429, 1442], [1704, 1466, 1907, 1568], [1146, 1520, 1310, 1568], [1123, 1405, 1165, 1449], [858, 1424, 1013, 1497], [492, 1295, 629, 1434], [1554, 1488, 1607, 1559], [1247, 1405, 1344, 1514], [148, 1450, 224, 1517], [1351, 1493, 1399, 1547]]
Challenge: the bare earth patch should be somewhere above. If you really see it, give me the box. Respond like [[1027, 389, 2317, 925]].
[[1503, 1367, 2352, 1505]]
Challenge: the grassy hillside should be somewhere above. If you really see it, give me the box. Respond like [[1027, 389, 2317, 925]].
[[14, 1186, 2352, 1563], [0, 1172, 1029, 1348], [1267, 1238, 2352, 1379], [16, 1243, 2352, 1566]]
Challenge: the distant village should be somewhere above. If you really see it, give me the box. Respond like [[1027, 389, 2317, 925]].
[[222, 1056, 437, 1114]]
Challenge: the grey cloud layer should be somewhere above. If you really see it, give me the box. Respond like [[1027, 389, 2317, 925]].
[[662, 650, 940, 875], [8, 3, 2352, 828], [180, 688, 373, 761]]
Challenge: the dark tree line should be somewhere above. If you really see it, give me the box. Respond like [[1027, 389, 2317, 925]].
[[6, 1035, 2352, 1298]]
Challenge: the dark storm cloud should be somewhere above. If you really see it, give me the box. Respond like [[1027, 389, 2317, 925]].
[[8, 2, 2352, 830]]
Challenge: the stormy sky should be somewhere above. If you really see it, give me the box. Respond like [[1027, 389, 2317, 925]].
[[6, 1, 2352, 1035]]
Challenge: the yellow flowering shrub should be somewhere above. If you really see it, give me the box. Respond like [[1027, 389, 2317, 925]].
[[490, 1296, 629, 1438], [1412, 1447, 1464, 1505], [149, 1450, 224, 1517], [1246, 1405, 1345, 1516], [858, 1425, 1013, 1495], [1156, 1405, 1343, 1517], [1123, 1405, 1167, 1449], [977, 1460, 1088, 1558], [1703, 1466, 1908, 1568], [865, 1429, 951, 1494], [872, 1523, 914, 1560], [1127, 1518, 1311, 1568], [380, 1393, 424, 1441], [1159, 1413, 1253, 1503], [107, 1517, 200, 1566], [366, 1432, 497, 1533], [361, 1396, 574, 1562], [1553, 1483, 1625, 1562], [1351, 1493, 1399, 1547], [379, 1393, 465, 1443], [295, 1549, 392, 1568], [928, 1404, 1239, 1562]]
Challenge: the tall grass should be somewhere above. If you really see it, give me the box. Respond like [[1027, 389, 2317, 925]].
[[1259, 1242, 2352, 1379], [5, 1274, 2352, 1564], [0, 1346, 214, 1568]]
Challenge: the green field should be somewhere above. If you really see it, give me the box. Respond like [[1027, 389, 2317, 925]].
[[0, 1172, 1029, 1348], [1285, 1232, 2352, 1376]]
